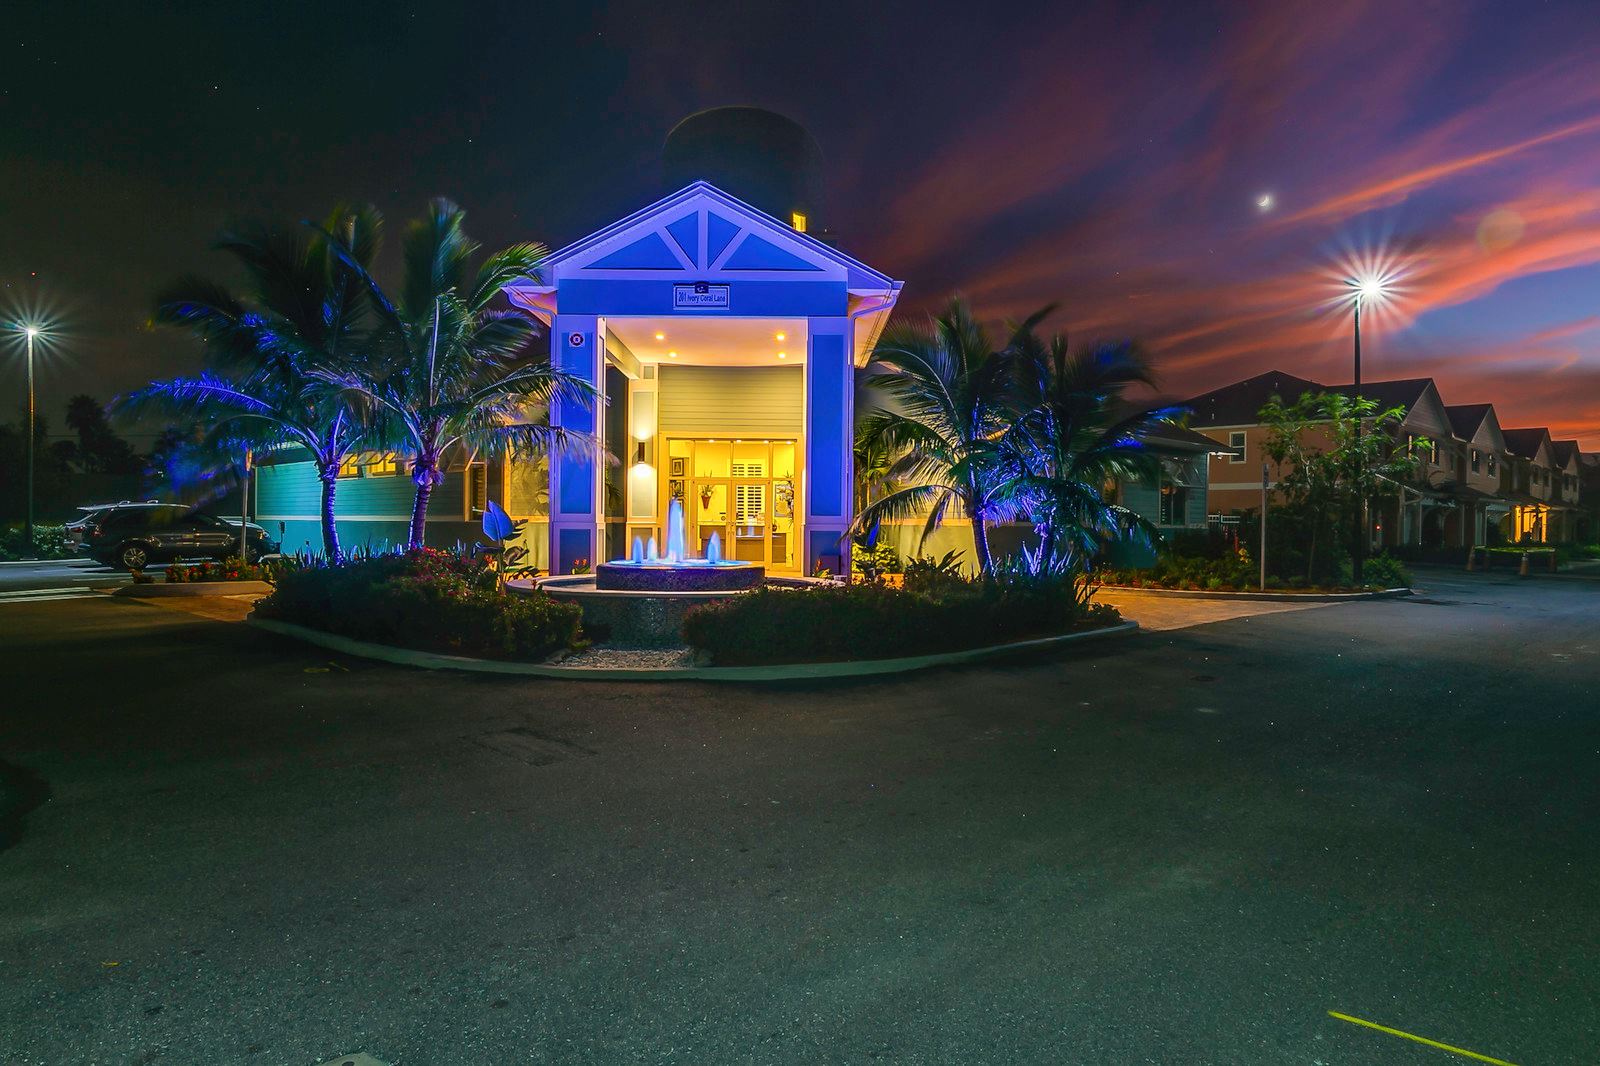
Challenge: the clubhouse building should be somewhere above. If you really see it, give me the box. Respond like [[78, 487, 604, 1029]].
[[258, 181, 903, 577]]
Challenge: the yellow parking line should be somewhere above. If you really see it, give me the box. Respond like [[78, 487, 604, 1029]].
[[1329, 1011, 1520, 1065]]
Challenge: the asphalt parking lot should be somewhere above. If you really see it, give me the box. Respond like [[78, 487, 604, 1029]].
[[2, 570, 1596, 1064]]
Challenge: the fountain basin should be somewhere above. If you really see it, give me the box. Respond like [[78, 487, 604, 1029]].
[[521, 573, 821, 648], [595, 560, 765, 593]]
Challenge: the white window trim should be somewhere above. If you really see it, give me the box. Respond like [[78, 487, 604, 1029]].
[[1227, 431, 1247, 464]]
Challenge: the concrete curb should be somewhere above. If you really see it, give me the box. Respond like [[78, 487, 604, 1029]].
[[245, 617, 1140, 683], [1093, 585, 1412, 603], [115, 580, 274, 599]]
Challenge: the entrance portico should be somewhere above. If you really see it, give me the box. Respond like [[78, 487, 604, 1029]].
[[507, 181, 901, 576]]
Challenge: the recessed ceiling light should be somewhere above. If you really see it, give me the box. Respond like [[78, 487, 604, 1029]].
[[777, 351, 787, 359], [655, 332, 665, 340], [775, 332, 786, 341], [668, 350, 677, 358]]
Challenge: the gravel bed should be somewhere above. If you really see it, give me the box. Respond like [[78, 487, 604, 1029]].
[[556, 644, 699, 670]]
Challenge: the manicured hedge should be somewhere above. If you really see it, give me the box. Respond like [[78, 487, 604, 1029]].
[[1099, 550, 1411, 591], [0, 524, 73, 562], [682, 576, 1120, 666], [254, 549, 582, 661]]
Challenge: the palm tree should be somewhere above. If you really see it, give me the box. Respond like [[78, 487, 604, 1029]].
[[1002, 333, 1180, 573], [851, 298, 1038, 575], [124, 207, 382, 559], [319, 199, 596, 548]]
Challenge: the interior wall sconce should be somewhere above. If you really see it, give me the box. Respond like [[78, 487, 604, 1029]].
[[634, 441, 647, 465]]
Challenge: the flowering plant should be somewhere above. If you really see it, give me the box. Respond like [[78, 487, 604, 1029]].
[[166, 557, 275, 583]]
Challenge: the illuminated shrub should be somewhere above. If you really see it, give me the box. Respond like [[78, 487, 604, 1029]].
[[682, 574, 1118, 666], [255, 548, 582, 660]]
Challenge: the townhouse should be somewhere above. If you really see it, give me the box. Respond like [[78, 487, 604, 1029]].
[[1182, 370, 1587, 549]]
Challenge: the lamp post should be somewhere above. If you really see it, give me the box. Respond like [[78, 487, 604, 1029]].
[[23, 325, 39, 554], [1348, 275, 1389, 587]]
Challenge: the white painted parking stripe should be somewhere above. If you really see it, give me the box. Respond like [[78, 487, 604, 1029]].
[[0, 588, 104, 604]]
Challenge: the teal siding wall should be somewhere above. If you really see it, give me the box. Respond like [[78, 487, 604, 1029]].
[[1121, 477, 1160, 524], [255, 459, 478, 557]]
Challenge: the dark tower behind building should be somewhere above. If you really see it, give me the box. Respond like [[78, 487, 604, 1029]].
[[662, 107, 828, 240]]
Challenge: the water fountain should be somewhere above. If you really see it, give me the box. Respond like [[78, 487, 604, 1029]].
[[525, 498, 800, 646], [593, 499, 765, 592]]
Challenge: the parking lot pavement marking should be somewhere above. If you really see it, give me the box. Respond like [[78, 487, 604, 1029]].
[[0, 588, 103, 605], [1328, 1011, 1520, 1065]]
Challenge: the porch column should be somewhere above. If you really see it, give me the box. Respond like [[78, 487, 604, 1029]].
[[804, 317, 854, 576], [549, 313, 603, 574]]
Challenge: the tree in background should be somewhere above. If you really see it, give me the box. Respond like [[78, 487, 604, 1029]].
[[317, 199, 596, 549], [59, 395, 143, 475], [0, 409, 71, 523], [1258, 390, 1423, 583]]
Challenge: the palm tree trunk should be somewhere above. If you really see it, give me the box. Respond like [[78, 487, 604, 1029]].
[[971, 511, 993, 576], [408, 456, 438, 550], [318, 465, 341, 562]]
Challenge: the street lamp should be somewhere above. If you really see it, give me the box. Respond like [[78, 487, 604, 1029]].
[[21, 325, 40, 554], [1346, 273, 1393, 586]]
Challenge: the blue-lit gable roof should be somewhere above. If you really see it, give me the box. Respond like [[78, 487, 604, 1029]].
[[529, 181, 900, 293]]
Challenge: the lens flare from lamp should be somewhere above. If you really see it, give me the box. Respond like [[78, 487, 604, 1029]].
[[1320, 233, 1418, 327]]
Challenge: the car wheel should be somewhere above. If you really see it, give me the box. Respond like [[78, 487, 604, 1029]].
[[118, 543, 150, 570]]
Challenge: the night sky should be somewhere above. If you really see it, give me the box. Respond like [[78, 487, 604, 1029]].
[[4, 1, 1599, 446]]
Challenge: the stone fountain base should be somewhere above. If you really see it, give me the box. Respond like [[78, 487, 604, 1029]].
[[595, 560, 765, 593], [522, 574, 815, 648]]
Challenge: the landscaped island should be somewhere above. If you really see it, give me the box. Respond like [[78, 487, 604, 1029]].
[[250, 547, 1122, 670]]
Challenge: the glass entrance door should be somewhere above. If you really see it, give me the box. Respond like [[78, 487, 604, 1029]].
[[666, 438, 799, 572]]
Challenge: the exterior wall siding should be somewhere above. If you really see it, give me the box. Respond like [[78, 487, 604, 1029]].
[[254, 459, 477, 556], [657, 364, 804, 437]]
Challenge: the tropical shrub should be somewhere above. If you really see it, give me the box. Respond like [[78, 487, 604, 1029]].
[[1361, 552, 1412, 589], [682, 571, 1119, 666], [254, 548, 581, 660], [0, 524, 74, 561], [851, 541, 903, 581], [902, 550, 968, 598], [1098, 550, 1256, 591]]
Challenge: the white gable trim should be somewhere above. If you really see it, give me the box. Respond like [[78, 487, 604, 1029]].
[[517, 181, 899, 294]]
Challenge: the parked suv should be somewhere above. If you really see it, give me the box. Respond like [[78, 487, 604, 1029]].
[[76, 503, 279, 570]]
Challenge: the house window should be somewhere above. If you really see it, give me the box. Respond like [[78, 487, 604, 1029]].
[[1406, 434, 1438, 464], [1488, 454, 1497, 476], [791, 212, 808, 233], [1470, 449, 1480, 473], [337, 450, 399, 479], [1227, 431, 1246, 464], [1158, 459, 1196, 526], [1159, 482, 1189, 526], [466, 462, 488, 517]]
